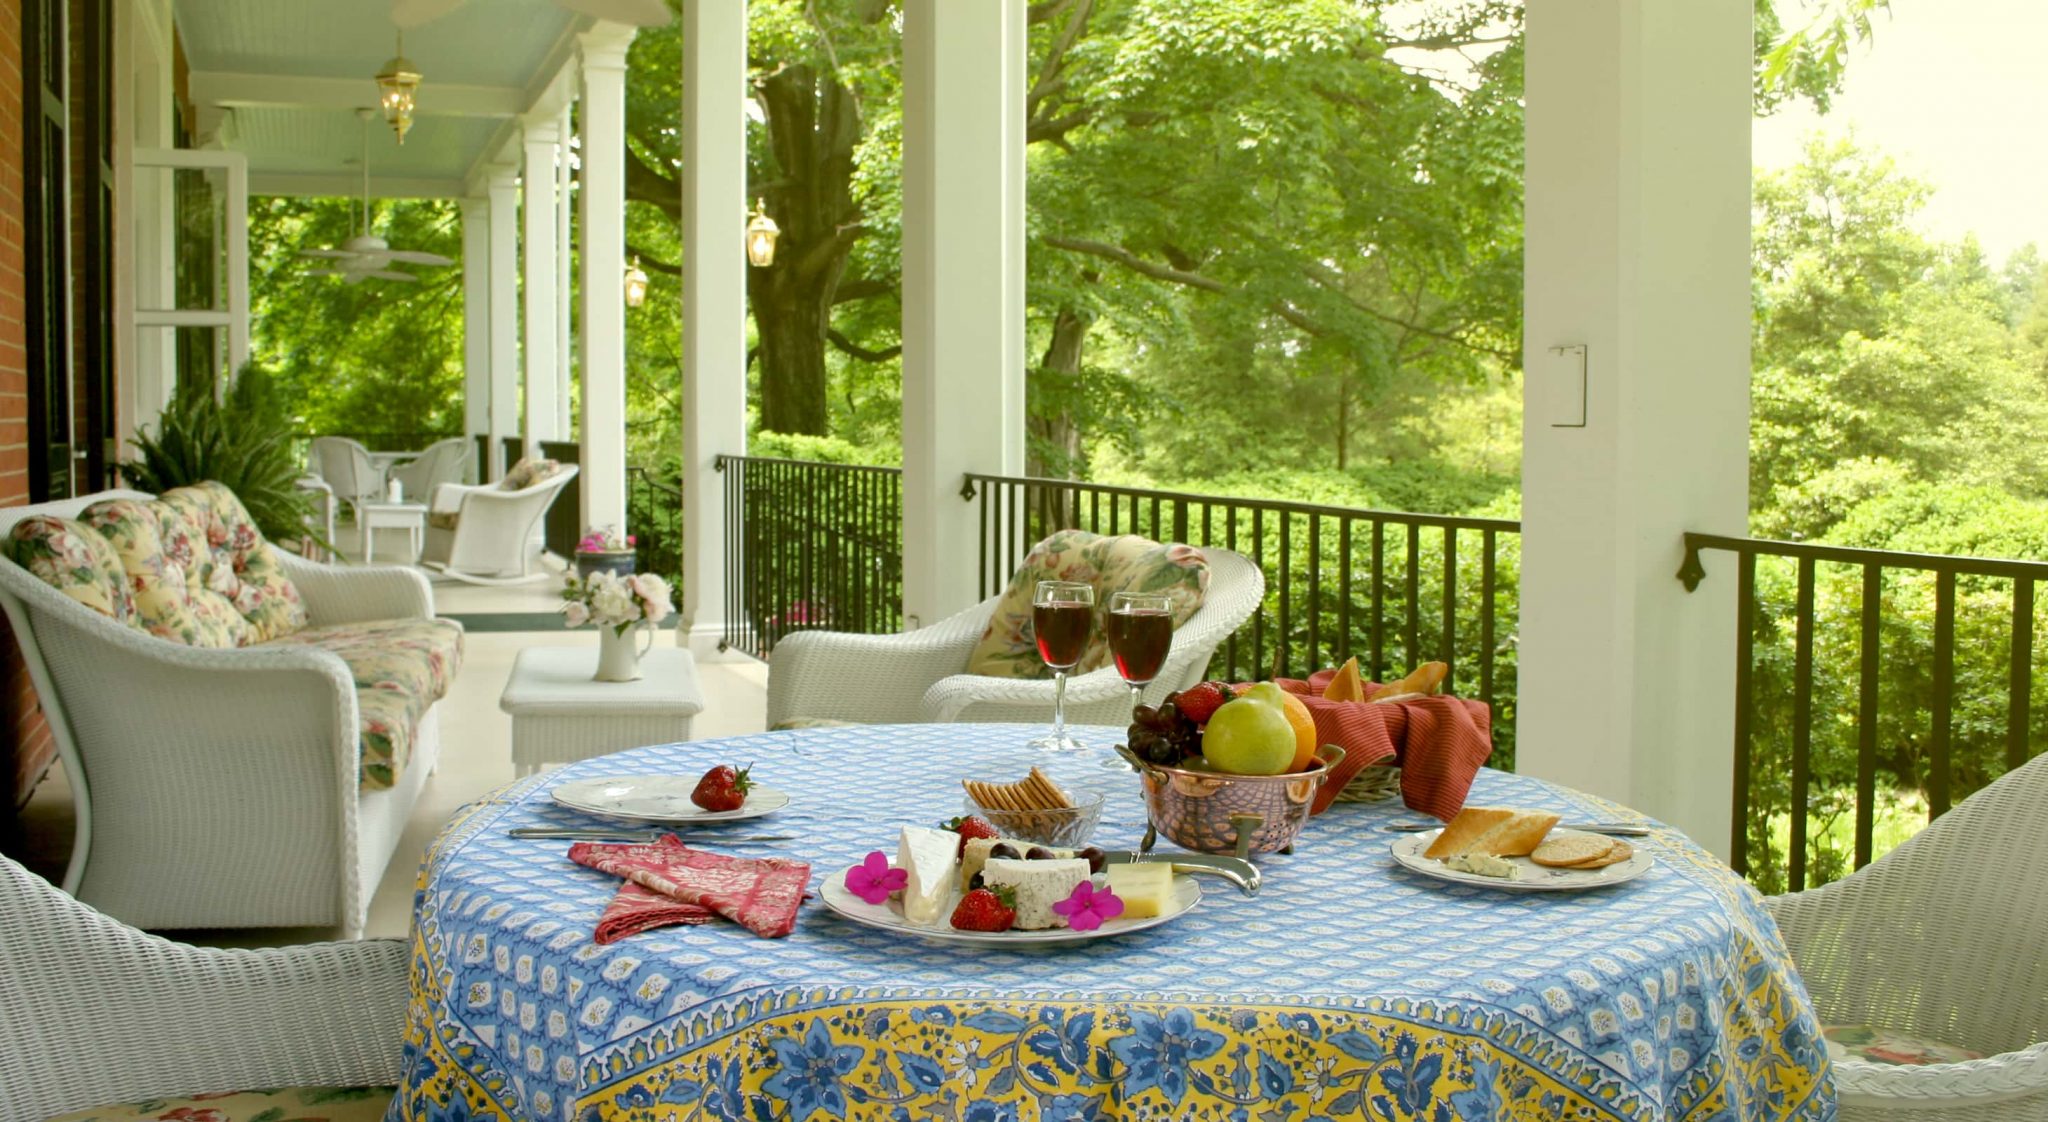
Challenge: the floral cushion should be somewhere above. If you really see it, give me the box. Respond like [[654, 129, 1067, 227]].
[[1822, 1024, 1984, 1067], [9, 515, 142, 629], [499, 457, 560, 491], [157, 482, 309, 643], [80, 499, 248, 648], [966, 529, 1209, 679], [264, 617, 464, 789], [44, 1084, 394, 1122]]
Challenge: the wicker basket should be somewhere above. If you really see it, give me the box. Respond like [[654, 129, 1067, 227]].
[[1334, 763, 1401, 803]]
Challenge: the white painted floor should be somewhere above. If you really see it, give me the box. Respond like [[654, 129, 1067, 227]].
[[13, 533, 770, 946]]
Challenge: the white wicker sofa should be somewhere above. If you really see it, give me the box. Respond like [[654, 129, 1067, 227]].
[[0, 485, 462, 938], [767, 544, 1264, 727]]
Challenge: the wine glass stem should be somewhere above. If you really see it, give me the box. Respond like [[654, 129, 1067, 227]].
[[1128, 682, 1142, 721], [1052, 669, 1069, 742]]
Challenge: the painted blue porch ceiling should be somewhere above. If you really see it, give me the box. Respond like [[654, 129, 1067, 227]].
[[173, 0, 583, 197]]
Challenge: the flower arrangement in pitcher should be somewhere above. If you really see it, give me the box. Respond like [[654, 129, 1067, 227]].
[[561, 570, 673, 635], [576, 525, 636, 554]]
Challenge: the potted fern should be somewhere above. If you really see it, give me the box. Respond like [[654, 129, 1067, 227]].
[[124, 364, 323, 548]]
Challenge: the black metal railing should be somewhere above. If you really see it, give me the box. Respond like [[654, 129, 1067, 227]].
[[964, 473, 1522, 765], [1680, 533, 2048, 894], [627, 464, 683, 587], [716, 455, 903, 659]]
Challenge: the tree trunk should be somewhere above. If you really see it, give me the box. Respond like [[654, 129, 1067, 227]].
[[746, 62, 863, 436], [1027, 306, 1091, 478]]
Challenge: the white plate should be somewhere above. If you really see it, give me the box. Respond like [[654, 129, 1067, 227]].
[[1390, 828, 1654, 892], [819, 868, 1202, 947], [550, 775, 790, 824]]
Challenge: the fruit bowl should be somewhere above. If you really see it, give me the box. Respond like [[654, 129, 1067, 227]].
[[960, 791, 1105, 848], [1119, 745, 1345, 858]]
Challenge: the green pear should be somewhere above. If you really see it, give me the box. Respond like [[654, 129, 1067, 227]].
[[1201, 686, 1296, 775]]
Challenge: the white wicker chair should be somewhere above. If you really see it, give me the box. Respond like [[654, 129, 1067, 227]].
[[1765, 750, 2048, 1120], [0, 855, 405, 1122], [308, 436, 382, 525], [421, 464, 578, 585], [0, 490, 447, 938], [766, 548, 1264, 727], [390, 437, 469, 504]]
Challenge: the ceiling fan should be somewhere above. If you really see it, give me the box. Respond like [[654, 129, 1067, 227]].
[[300, 110, 454, 285], [389, 0, 671, 30]]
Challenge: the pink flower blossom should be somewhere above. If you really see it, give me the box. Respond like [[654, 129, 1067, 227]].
[[1050, 880, 1124, 932], [843, 850, 906, 905], [562, 602, 590, 628]]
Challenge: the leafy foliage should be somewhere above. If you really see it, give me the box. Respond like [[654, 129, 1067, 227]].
[[124, 365, 320, 544]]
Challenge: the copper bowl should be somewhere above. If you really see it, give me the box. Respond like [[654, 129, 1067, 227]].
[[1118, 745, 1346, 858]]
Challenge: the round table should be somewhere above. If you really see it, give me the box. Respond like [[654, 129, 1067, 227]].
[[386, 724, 1834, 1122]]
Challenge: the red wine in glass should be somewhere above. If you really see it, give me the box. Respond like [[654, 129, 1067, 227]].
[[1034, 601, 1093, 668], [1107, 607, 1172, 683]]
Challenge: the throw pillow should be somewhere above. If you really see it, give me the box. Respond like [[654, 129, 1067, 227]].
[[500, 457, 560, 491], [965, 529, 1209, 679], [9, 515, 140, 629], [82, 498, 246, 648], [154, 482, 307, 644]]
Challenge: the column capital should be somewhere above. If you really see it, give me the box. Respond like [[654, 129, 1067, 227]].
[[521, 117, 562, 147], [485, 163, 521, 192], [577, 21, 638, 71]]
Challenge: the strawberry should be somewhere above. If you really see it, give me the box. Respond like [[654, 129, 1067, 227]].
[[943, 814, 1001, 856], [949, 885, 1018, 932], [690, 764, 753, 812], [1175, 681, 1234, 725]]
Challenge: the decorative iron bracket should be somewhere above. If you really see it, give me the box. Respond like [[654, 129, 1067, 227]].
[[1677, 539, 1707, 592], [958, 475, 979, 501]]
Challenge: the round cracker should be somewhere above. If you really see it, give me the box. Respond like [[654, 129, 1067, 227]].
[[1569, 840, 1634, 869], [1531, 832, 1616, 868]]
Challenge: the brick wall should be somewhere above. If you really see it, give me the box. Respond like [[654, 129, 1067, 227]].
[[0, 0, 53, 813]]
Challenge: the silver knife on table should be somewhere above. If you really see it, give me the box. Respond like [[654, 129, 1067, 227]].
[[1099, 851, 1260, 897], [507, 827, 795, 843]]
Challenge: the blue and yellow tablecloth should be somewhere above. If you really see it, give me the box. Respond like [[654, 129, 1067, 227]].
[[387, 723, 1834, 1121]]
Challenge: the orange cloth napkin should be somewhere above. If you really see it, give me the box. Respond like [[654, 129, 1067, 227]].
[[570, 834, 811, 942], [1249, 670, 1494, 820]]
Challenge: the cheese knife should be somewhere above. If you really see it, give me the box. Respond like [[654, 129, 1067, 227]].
[[1381, 822, 1651, 837], [1099, 850, 1261, 897]]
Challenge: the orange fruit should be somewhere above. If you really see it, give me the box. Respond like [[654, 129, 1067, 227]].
[[1277, 690, 1318, 772], [1323, 656, 1365, 703]]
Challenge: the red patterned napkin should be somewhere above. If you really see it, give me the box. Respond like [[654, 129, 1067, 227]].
[[1250, 671, 1494, 820], [570, 834, 811, 941]]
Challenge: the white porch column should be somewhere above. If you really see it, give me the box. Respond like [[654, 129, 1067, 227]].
[[460, 197, 490, 482], [578, 22, 636, 532], [679, 0, 748, 657], [555, 101, 575, 441], [521, 119, 562, 449], [1518, 0, 1751, 855], [486, 167, 522, 480], [899, 0, 1027, 627]]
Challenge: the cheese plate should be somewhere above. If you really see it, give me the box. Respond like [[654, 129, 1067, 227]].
[[819, 868, 1201, 947], [550, 775, 790, 824], [1390, 828, 1654, 892]]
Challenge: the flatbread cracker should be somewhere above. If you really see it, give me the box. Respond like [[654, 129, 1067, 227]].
[[1531, 833, 1616, 868], [1569, 840, 1633, 869]]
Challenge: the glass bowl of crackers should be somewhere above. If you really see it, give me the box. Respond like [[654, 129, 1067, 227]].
[[961, 767, 1105, 847]]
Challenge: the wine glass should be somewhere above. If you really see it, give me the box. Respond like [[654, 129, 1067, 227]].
[[1107, 591, 1173, 715], [1027, 580, 1094, 752]]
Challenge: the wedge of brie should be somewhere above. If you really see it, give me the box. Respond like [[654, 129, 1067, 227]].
[[897, 824, 960, 925]]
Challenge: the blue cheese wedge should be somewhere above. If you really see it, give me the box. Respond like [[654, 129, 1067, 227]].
[[1443, 853, 1520, 880], [959, 837, 1074, 892], [897, 824, 959, 925], [981, 857, 1091, 930]]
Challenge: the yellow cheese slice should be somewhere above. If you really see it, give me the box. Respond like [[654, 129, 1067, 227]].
[[1104, 863, 1175, 919]]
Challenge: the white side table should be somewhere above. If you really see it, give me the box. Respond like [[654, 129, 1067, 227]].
[[499, 646, 707, 775], [359, 500, 427, 564]]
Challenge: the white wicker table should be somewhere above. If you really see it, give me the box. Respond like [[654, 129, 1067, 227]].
[[498, 646, 706, 774]]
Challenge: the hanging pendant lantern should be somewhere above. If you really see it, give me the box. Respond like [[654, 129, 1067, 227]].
[[375, 32, 423, 145], [746, 198, 780, 267], [623, 257, 649, 307]]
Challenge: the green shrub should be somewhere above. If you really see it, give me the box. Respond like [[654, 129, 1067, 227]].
[[124, 365, 320, 545]]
